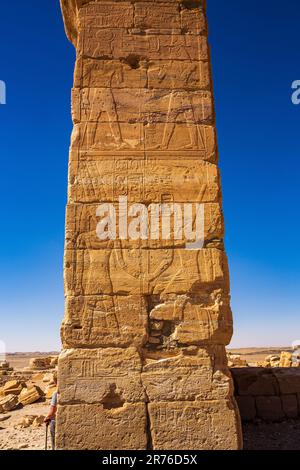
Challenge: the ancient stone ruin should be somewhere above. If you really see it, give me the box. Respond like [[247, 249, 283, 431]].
[[57, 0, 242, 449]]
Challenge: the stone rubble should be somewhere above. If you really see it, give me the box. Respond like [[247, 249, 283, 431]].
[[18, 386, 43, 406], [15, 415, 45, 429], [0, 394, 19, 413]]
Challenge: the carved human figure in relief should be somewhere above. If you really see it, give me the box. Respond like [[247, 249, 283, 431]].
[[82, 88, 125, 148]]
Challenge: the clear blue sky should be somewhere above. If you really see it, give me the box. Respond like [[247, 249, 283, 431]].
[[0, 1, 299, 351]]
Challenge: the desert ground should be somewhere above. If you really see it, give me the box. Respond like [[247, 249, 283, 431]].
[[1, 349, 300, 450], [228, 347, 293, 364]]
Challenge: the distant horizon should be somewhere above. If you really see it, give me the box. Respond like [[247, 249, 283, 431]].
[[4, 345, 295, 355]]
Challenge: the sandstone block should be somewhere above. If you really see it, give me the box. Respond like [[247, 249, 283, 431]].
[[56, 403, 147, 450], [58, 348, 145, 404], [64, 248, 229, 297], [50, 356, 58, 367], [62, 295, 148, 348], [42, 372, 54, 383], [181, 5, 206, 34], [65, 202, 224, 251], [273, 368, 300, 394], [281, 394, 299, 419], [71, 88, 213, 125], [231, 368, 279, 396], [142, 346, 233, 402], [74, 57, 148, 89], [147, 60, 210, 89], [149, 294, 232, 345], [70, 122, 216, 157], [79, 2, 134, 29], [135, 2, 181, 30], [29, 357, 53, 370], [78, 30, 208, 61], [61, 1, 207, 46], [74, 58, 209, 91], [68, 157, 220, 204], [0, 361, 11, 370], [256, 396, 285, 421], [16, 414, 44, 429], [18, 386, 43, 406], [148, 400, 241, 450], [235, 396, 256, 422], [3, 380, 24, 396], [279, 351, 293, 367], [0, 394, 18, 413]]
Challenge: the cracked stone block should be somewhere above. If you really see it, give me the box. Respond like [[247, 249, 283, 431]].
[[256, 396, 285, 422], [58, 348, 145, 404], [56, 403, 147, 450], [235, 396, 256, 422], [281, 394, 299, 419], [148, 400, 242, 450]]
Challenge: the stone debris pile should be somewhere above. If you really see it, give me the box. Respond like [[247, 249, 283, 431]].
[[15, 415, 45, 429], [0, 368, 57, 416], [26, 356, 58, 371], [0, 361, 13, 376], [262, 351, 300, 368], [227, 353, 248, 368]]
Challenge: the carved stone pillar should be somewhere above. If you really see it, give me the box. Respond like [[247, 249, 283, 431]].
[[57, 0, 242, 450]]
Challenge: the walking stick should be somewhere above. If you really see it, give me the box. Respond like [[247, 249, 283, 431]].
[[45, 424, 48, 451]]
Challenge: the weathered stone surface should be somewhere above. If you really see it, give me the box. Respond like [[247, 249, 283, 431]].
[[16, 415, 45, 429], [263, 354, 281, 368], [256, 396, 285, 422], [60, 0, 207, 46], [134, 3, 181, 30], [2, 380, 24, 396], [56, 403, 147, 450], [148, 61, 210, 89], [68, 158, 220, 204], [281, 394, 298, 419], [58, 0, 241, 450], [70, 122, 217, 158], [273, 368, 300, 395], [74, 57, 148, 89], [149, 294, 232, 345], [18, 386, 43, 406], [142, 346, 233, 401], [231, 368, 279, 396], [64, 248, 230, 296], [279, 351, 293, 368], [78, 30, 208, 61], [28, 356, 56, 370], [0, 394, 18, 413], [148, 400, 241, 450], [227, 352, 248, 368], [62, 295, 148, 348], [79, 2, 134, 29], [235, 396, 256, 422], [58, 348, 145, 404], [0, 361, 12, 371], [72, 88, 213, 125], [65, 202, 224, 250]]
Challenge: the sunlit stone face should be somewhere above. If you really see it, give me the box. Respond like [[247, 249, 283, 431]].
[[57, 0, 242, 450]]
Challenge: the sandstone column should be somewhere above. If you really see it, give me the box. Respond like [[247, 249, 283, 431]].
[[57, 0, 242, 450]]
